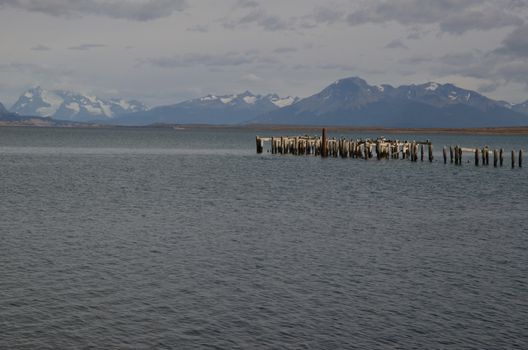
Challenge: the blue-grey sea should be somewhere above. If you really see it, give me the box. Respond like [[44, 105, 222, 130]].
[[1, 126, 527, 349]]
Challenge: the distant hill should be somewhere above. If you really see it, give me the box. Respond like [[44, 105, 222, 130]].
[[10, 87, 148, 122], [116, 91, 299, 125], [253, 77, 528, 128]]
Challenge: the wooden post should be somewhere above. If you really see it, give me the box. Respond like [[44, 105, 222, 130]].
[[454, 146, 459, 165], [420, 144, 424, 161], [450, 147, 454, 163], [475, 148, 479, 166], [458, 146, 463, 165], [321, 128, 328, 158], [481, 148, 486, 165], [414, 143, 419, 162], [443, 147, 447, 164], [256, 137, 263, 154], [512, 150, 515, 168], [428, 143, 433, 162], [500, 148, 504, 167], [493, 149, 498, 167], [519, 149, 523, 168], [485, 147, 489, 165]]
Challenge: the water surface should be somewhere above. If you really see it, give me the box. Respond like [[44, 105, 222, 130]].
[[1, 127, 527, 349]]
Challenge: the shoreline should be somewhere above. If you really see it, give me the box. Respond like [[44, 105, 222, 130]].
[[2, 121, 528, 135]]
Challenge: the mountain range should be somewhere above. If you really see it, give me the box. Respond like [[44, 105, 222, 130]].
[[9, 86, 148, 121], [3, 77, 528, 127], [254, 77, 528, 127], [113, 91, 299, 125]]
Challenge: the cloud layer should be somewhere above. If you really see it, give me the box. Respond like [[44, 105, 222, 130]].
[[0, 0, 187, 21]]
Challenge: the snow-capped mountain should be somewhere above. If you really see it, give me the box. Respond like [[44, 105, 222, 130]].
[[255, 77, 528, 127], [117, 91, 299, 125], [10, 87, 148, 121]]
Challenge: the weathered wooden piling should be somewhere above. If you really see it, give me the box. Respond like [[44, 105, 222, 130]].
[[493, 149, 498, 167], [256, 137, 263, 154], [321, 128, 328, 158], [500, 148, 504, 167], [420, 144, 424, 161], [443, 147, 447, 164], [512, 150, 515, 168], [519, 149, 523, 168], [485, 147, 489, 166], [458, 147, 463, 165], [475, 148, 479, 166], [450, 146, 454, 163], [428, 143, 433, 162]]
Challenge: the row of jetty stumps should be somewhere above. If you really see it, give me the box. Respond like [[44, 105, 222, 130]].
[[256, 128, 523, 168]]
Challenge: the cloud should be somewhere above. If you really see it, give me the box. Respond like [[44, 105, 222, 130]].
[[311, 6, 344, 24], [478, 82, 501, 93], [273, 47, 298, 54], [235, 0, 258, 8], [30, 44, 51, 51], [439, 9, 523, 35], [385, 39, 408, 49], [222, 2, 295, 31], [241, 73, 263, 82], [226, 9, 294, 31], [68, 43, 106, 51], [0, 62, 73, 77], [143, 51, 269, 68], [346, 0, 525, 35], [186, 24, 209, 32], [0, 0, 187, 21], [494, 24, 528, 58]]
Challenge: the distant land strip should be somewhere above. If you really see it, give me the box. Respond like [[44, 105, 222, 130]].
[[2, 119, 528, 135]]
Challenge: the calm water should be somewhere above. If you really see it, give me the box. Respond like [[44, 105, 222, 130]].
[[1, 127, 527, 349]]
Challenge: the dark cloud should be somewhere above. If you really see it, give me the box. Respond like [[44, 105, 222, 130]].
[[68, 43, 106, 51], [0, 0, 187, 21], [30, 44, 51, 51], [495, 24, 528, 57], [439, 9, 523, 35], [385, 39, 408, 49], [346, 0, 524, 35]]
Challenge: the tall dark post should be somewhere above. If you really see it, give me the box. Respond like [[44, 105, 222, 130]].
[[256, 137, 263, 154], [428, 143, 433, 162], [519, 149, 523, 168], [321, 128, 328, 158]]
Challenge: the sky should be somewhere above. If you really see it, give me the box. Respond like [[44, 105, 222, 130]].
[[1, 0, 528, 107]]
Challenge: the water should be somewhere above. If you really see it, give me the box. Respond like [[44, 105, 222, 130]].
[[1, 126, 527, 349]]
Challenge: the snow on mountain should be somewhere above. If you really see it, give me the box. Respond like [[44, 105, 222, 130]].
[[10, 86, 148, 121]]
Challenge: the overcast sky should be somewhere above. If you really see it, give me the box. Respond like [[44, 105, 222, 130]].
[[1, 0, 528, 107]]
